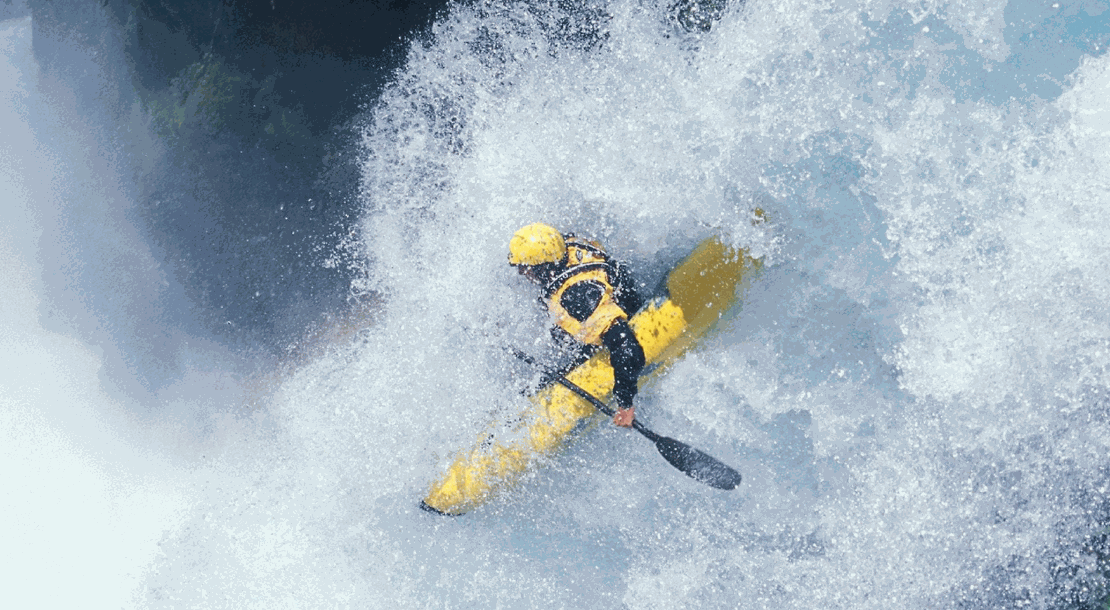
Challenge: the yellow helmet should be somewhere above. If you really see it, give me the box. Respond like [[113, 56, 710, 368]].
[[508, 223, 566, 266]]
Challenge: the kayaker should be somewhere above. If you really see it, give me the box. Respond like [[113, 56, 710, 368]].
[[508, 223, 647, 428]]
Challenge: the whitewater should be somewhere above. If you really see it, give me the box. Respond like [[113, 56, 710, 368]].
[[3, 0, 1110, 607]]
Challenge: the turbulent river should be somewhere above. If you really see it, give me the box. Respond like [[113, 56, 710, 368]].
[[3, 0, 1110, 607]]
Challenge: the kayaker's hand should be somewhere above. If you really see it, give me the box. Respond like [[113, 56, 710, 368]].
[[613, 407, 635, 428]]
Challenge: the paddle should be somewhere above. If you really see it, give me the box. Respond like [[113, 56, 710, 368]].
[[513, 349, 742, 491]]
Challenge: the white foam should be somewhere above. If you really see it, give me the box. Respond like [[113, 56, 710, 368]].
[[9, 0, 1110, 607]]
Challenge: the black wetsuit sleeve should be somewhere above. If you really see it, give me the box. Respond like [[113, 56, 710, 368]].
[[609, 260, 645, 315], [601, 319, 646, 409]]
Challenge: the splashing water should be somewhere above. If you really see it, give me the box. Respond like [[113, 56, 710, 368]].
[[5, 0, 1110, 607], [329, 2, 1110, 608], [160, 0, 1110, 607]]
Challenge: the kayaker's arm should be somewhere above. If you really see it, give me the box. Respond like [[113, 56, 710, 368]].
[[557, 280, 645, 426], [602, 318, 645, 427]]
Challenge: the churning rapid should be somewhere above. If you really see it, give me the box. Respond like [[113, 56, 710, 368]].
[[4, 0, 1110, 607]]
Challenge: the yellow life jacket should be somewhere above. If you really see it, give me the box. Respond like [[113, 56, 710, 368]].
[[544, 237, 627, 345]]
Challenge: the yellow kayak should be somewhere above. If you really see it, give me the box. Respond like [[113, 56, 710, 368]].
[[421, 235, 762, 515]]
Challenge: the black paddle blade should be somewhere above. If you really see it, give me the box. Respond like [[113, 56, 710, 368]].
[[655, 435, 742, 490]]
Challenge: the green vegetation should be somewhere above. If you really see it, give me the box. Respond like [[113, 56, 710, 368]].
[[141, 54, 315, 160]]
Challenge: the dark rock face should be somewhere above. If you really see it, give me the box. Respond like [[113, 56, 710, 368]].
[[20, 1, 449, 397], [24, 1, 449, 353]]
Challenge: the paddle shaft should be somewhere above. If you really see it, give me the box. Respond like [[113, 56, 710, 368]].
[[512, 348, 659, 439], [544, 369, 662, 443], [512, 349, 742, 490]]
